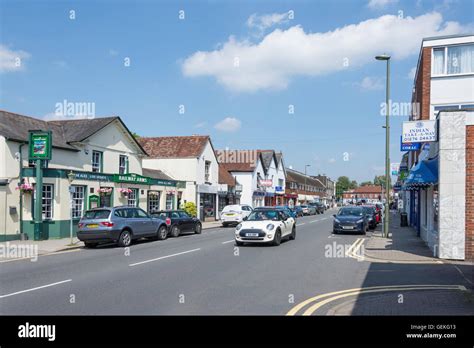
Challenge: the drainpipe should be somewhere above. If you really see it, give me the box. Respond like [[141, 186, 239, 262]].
[[18, 142, 26, 238]]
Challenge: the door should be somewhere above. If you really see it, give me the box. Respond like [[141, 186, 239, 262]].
[[179, 211, 193, 231], [278, 211, 290, 236], [134, 208, 155, 236]]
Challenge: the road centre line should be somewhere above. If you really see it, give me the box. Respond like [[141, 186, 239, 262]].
[[129, 248, 201, 267], [0, 279, 72, 299], [222, 240, 234, 244]]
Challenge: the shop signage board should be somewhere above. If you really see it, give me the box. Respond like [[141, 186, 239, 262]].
[[391, 163, 400, 176], [402, 120, 437, 143], [113, 173, 150, 184], [29, 130, 52, 160], [400, 136, 421, 151], [259, 179, 273, 187]]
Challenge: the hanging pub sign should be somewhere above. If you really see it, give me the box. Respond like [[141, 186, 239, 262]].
[[28, 130, 52, 160], [402, 120, 437, 143]]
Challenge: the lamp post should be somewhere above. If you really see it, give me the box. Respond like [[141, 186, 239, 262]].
[[304, 164, 311, 204], [375, 54, 391, 238], [67, 171, 75, 245]]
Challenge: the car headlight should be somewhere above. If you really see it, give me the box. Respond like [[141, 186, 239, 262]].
[[236, 223, 242, 230], [334, 218, 340, 223], [266, 224, 275, 230], [357, 219, 364, 223]]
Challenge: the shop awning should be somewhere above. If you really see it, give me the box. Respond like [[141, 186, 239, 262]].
[[403, 157, 438, 189]]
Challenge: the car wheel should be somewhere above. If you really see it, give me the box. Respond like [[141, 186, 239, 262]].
[[84, 242, 97, 248], [289, 225, 296, 240], [156, 225, 168, 240], [118, 230, 132, 247], [194, 223, 202, 234], [272, 229, 282, 246], [235, 240, 244, 246], [222, 222, 228, 227], [170, 225, 180, 238]]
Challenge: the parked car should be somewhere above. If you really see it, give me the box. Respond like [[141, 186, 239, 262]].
[[309, 202, 325, 214], [275, 205, 298, 219], [332, 206, 368, 234], [151, 210, 202, 237], [220, 204, 253, 227], [77, 207, 168, 248], [300, 204, 316, 215], [362, 205, 378, 230], [293, 205, 304, 217], [235, 207, 296, 246]]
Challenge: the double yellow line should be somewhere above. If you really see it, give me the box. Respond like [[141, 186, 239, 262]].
[[345, 238, 365, 261], [286, 284, 467, 316]]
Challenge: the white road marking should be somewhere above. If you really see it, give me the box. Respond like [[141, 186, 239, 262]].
[[296, 223, 306, 226], [222, 240, 235, 244], [0, 279, 72, 299], [129, 248, 201, 267]]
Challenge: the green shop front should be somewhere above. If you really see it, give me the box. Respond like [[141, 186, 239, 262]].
[[20, 169, 184, 240]]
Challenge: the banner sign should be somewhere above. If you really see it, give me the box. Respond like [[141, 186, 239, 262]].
[[113, 173, 150, 185], [391, 163, 400, 176], [400, 136, 421, 151], [29, 130, 52, 160], [259, 179, 273, 187], [402, 120, 437, 143]]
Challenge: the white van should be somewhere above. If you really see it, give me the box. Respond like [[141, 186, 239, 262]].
[[220, 205, 253, 227]]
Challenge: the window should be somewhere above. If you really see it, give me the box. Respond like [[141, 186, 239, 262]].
[[432, 44, 474, 75], [119, 155, 128, 174], [127, 188, 138, 207], [28, 160, 48, 168], [42, 184, 54, 219], [179, 211, 190, 218], [135, 209, 149, 218], [92, 151, 103, 173], [205, 161, 211, 182], [166, 193, 174, 210], [147, 191, 161, 213], [71, 186, 85, 219]]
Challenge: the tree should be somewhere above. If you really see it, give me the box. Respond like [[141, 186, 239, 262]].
[[131, 132, 140, 139], [182, 201, 197, 217], [350, 180, 358, 189], [374, 175, 391, 188], [336, 176, 358, 198], [360, 181, 372, 186]]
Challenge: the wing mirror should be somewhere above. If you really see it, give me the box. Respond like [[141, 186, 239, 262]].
[[332, 214, 336, 217], [243, 216, 248, 221]]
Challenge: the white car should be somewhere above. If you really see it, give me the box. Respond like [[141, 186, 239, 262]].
[[220, 204, 253, 227], [234, 208, 296, 246]]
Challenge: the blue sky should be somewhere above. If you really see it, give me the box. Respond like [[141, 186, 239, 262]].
[[1, 0, 473, 182]]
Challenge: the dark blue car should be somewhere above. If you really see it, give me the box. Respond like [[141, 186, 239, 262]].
[[332, 206, 368, 234]]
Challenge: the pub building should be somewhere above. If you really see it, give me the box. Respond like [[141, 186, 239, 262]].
[[0, 111, 184, 241]]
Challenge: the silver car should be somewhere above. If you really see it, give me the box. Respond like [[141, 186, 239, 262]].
[[77, 206, 168, 248]]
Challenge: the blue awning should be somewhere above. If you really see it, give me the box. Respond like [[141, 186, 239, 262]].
[[403, 157, 438, 189]]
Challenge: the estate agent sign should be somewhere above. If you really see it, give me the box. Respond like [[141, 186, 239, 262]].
[[29, 130, 52, 160], [402, 120, 437, 143]]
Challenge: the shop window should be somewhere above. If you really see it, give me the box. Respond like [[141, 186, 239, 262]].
[[166, 193, 174, 210], [71, 185, 85, 219], [92, 151, 103, 173], [148, 191, 161, 213], [127, 189, 138, 207], [42, 184, 54, 220], [205, 161, 211, 182]]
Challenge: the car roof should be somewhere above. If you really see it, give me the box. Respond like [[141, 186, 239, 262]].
[[254, 207, 284, 210]]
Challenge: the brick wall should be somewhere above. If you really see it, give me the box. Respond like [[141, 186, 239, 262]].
[[466, 125, 474, 261]]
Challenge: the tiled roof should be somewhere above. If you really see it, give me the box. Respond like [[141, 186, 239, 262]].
[[219, 165, 238, 186], [138, 136, 210, 158], [142, 168, 174, 181], [0, 110, 146, 154], [220, 162, 255, 173], [345, 185, 382, 194], [286, 168, 325, 188]]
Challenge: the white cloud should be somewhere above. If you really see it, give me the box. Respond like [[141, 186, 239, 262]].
[[355, 76, 384, 90], [0, 45, 30, 73], [214, 117, 241, 132], [247, 12, 291, 35], [367, 0, 398, 9], [182, 12, 466, 92], [328, 158, 336, 163], [408, 66, 417, 79]]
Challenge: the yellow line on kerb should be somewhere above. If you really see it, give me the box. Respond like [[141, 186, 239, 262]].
[[286, 284, 467, 316], [345, 238, 365, 258]]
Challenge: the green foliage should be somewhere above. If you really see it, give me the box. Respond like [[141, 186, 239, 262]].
[[336, 176, 358, 197], [360, 181, 373, 186], [182, 201, 197, 217]]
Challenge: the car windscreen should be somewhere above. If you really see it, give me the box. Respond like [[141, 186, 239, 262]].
[[83, 210, 111, 219], [363, 207, 375, 214], [247, 210, 279, 221], [338, 208, 363, 216]]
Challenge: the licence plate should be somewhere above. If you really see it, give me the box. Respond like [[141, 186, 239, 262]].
[[87, 224, 99, 228], [226, 213, 235, 216], [342, 226, 353, 229], [245, 233, 259, 237]]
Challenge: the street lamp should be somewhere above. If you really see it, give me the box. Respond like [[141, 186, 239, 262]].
[[304, 164, 310, 203], [67, 171, 76, 245], [375, 54, 391, 238]]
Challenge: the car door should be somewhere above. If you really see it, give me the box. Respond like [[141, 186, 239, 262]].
[[278, 211, 290, 236], [170, 211, 182, 230], [178, 211, 193, 231], [138, 208, 156, 235]]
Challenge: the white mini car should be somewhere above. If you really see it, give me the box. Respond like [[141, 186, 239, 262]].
[[234, 208, 296, 246], [220, 204, 253, 227]]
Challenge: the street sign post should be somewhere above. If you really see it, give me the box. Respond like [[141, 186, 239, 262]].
[[29, 130, 52, 240]]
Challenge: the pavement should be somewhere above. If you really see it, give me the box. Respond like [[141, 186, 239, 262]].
[[0, 208, 472, 315]]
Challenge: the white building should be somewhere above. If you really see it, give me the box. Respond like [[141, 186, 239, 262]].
[[140, 136, 220, 221], [0, 111, 184, 241]]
